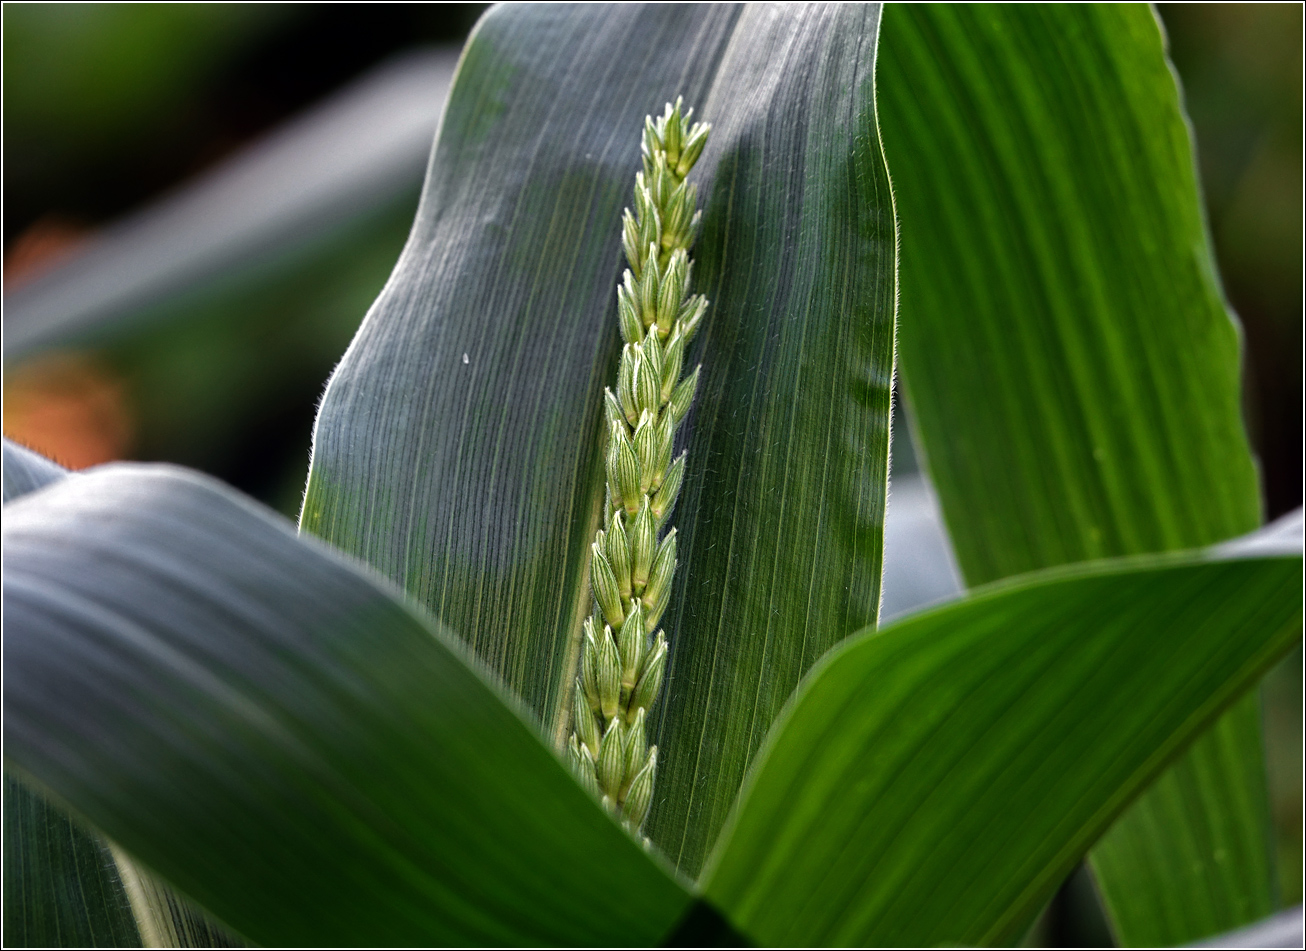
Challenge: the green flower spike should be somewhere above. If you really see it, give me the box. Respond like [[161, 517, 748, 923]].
[[568, 98, 710, 831]]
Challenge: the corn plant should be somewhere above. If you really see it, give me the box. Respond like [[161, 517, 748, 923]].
[[3, 5, 1301, 947]]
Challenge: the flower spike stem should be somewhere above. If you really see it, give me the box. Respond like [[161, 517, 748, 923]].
[[568, 98, 710, 835]]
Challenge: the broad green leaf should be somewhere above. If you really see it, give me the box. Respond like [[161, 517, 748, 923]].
[[302, 3, 895, 875], [3, 443, 141, 949], [702, 551, 1302, 947], [877, 5, 1271, 942], [3, 465, 692, 946], [3, 441, 244, 949], [3, 774, 139, 948]]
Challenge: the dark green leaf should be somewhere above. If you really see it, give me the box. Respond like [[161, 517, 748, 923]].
[[2, 443, 141, 949], [302, 3, 894, 875], [702, 552, 1301, 946], [877, 5, 1271, 941], [3, 440, 247, 949], [3, 773, 139, 948], [4, 465, 691, 946]]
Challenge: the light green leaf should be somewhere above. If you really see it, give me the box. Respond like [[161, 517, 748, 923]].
[[702, 551, 1301, 947], [302, 3, 895, 875], [877, 5, 1271, 942], [3, 464, 692, 946]]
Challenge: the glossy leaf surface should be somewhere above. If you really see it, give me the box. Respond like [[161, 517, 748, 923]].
[[704, 552, 1301, 946], [302, 3, 895, 874], [4, 465, 691, 947], [877, 5, 1271, 941]]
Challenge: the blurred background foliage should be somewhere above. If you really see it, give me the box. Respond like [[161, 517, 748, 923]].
[[2, 3, 1300, 944], [3, 2, 483, 511]]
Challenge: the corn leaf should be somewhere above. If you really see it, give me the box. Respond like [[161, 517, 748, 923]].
[[3, 464, 692, 946], [3, 774, 140, 948], [301, 3, 895, 875], [876, 5, 1273, 942], [2, 439, 69, 503], [3, 443, 141, 949], [703, 551, 1302, 946]]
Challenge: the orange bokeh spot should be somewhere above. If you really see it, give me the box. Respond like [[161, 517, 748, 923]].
[[3, 352, 135, 470]]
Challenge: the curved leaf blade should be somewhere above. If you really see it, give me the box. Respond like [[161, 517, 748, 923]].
[[877, 4, 1272, 941], [302, 2, 895, 875], [3, 438, 69, 502], [702, 552, 1302, 946], [4, 465, 691, 946], [2, 442, 142, 949]]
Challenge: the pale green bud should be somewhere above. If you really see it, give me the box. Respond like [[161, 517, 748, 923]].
[[591, 542, 624, 628], [611, 421, 642, 511], [623, 706, 647, 786], [638, 202, 661, 259], [617, 344, 639, 425], [660, 330, 685, 404], [640, 244, 660, 324], [597, 718, 625, 796], [669, 184, 699, 249], [642, 529, 677, 612], [597, 624, 622, 721], [649, 157, 666, 209], [577, 745, 600, 799], [567, 733, 582, 769], [630, 497, 656, 591], [574, 680, 601, 758], [631, 636, 666, 713], [622, 209, 642, 274], [641, 326, 664, 382], [633, 354, 661, 423], [603, 388, 625, 433], [645, 574, 672, 632], [606, 511, 632, 600], [657, 158, 675, 209], [605, 444, 625, 515], [676, 122, 710, 177], [669, 365, 699, 424], [603, 485, 616, 530], [653, 409, 674, 488], [581, 617, 601, 714], [677, 294, 709, 341], [661, 183, 689, 250], [664, 98, 683, 167], [632, 412, 657, 494], [687, 208, 702, 248], [634, 178, 653, 219], [624, 747, 657, 827], [657, 249, 687, 332], [617, 283, 642, 345], [652, 451, 686, 528], [643, 115, 661, 157], [619, 597, 645, 686]]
